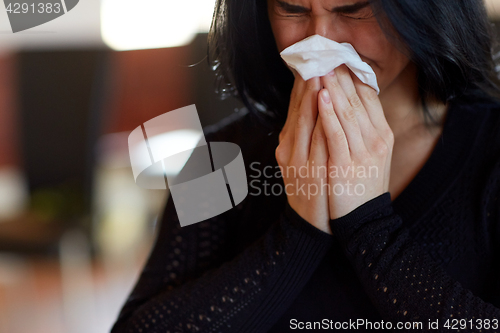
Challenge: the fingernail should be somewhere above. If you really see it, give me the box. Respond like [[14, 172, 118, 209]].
[[321, 90, 331, 104], [327, 70, 335, 77]]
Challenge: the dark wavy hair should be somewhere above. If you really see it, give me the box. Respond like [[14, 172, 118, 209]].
[[208, 0, 500, 130]]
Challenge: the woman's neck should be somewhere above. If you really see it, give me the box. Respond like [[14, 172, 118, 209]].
[[378, 63, 448, 140]]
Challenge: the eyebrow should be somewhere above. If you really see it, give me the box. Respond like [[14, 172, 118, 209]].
[[276, 0, 309, 13], [276, 0, 370, 14], [332, 1, 370, 13]]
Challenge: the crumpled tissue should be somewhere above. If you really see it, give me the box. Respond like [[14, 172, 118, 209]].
[[280, 34, 380, 94]]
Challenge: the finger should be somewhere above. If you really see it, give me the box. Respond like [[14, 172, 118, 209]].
[[321, 69, 367, 155], [352, 74, 393, 142], [334, 65, 381, 152], [350, 74, 393, 191], [280, 75, 306, 142], [308, 114, 329, 172], [279, 75, 305, 166], [317, 88, 351, 164], [278, 76, 306, 167], [278, 75, 315, 168], [290, 77, 320, 162]]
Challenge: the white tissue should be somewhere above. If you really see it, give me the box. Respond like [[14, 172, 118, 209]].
[[280, 34, 380, 94]]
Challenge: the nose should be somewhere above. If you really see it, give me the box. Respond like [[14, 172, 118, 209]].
[[306, 15, 348, 43]]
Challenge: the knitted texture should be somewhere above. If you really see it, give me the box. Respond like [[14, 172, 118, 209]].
[[112, 99, 500, 332]]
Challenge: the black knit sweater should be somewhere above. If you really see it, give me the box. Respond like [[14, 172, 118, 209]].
[[112, 98, 500, 332]]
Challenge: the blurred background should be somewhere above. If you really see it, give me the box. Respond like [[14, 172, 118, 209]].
[[0, 1, 499, 332]]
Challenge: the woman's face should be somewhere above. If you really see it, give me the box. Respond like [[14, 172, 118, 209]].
[[267, 0, 413, 93]]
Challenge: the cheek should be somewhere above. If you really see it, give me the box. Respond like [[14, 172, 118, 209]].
[[270, 21, 308, 53], [376, 44, 410, 80], [352, 32, 409, 83], [351, 28, 389, 63]]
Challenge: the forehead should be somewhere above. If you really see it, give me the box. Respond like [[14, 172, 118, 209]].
[[269, 0, 370, 7], [268, 0, 374, 15]]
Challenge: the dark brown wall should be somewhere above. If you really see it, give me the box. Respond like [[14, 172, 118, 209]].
[[104, 45, 194, 134], [0, 53, 20, 168]]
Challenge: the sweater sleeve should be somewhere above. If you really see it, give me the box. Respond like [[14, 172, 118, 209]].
[[111, 193, 334, 333], [330, 192, 500, 331]]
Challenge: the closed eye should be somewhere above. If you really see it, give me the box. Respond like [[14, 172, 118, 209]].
[[333, 2, 374, 20], [340, 7, 374, 20], [275, 0, 310, 16], [273, 0, 374, 19]]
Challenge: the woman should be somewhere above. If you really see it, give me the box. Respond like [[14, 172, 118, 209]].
[[112, 0, 500, 331]]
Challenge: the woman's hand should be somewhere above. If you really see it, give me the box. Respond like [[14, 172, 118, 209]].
[[276, 73, 332, 235], [318, 65, 394, 220]]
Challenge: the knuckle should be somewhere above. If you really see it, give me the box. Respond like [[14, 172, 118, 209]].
[[311, 131, 325, 146], [305, 77, 319, 92], [334, 129, 345, 142], [326, 107, 336, 117], [371, 138, 389, 156], [328, 77, 340, 91], [289, 93, 299, 112], [365, 89, 378, 102], [275, 145, 287, 165], [295, 113, 307, 128], [349, 94, 363, 109], [305, 82, 317, 93], [291, 102, 300, 115], [384, 127, 395, 145], [342, 106, 357, 124], [279, 130, 285, 142]]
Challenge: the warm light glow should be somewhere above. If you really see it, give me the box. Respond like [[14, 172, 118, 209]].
[[486, 0, 500, 18], [101, 0, 216, 51], [131, 129, 204, 176]]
